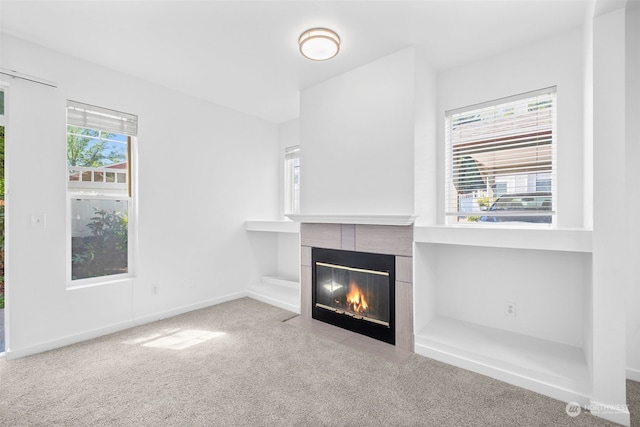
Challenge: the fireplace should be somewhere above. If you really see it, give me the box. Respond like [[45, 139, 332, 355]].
[[312, 247, 395, 345]]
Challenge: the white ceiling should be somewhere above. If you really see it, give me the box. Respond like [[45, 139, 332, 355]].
[[0, 0, 588, 123]]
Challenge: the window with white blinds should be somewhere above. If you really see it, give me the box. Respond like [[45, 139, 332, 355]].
[[284, 145, 300, 214], [66, 100, 137, 197], [67, 100, 137, 136], [66, 100, 137, 284], [445, 87, 556, 224]]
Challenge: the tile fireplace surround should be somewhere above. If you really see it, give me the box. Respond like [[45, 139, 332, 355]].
[[300, 223, 414, 352]]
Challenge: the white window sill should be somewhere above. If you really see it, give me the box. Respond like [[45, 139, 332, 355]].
[[245, 220, 300, 233], [285, 214, 417, 226], [67, 275, 134, 290], [414, 224, 592, 253]]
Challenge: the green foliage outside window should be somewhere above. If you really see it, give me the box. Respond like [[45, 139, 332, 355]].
[[66, 126, 125, 167], [71, 208, 128, 280], [466, 196, 492, 222]]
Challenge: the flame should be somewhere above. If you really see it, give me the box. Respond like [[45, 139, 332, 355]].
[[346, 281, 368, 313]]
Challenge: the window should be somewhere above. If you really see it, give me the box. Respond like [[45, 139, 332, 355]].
[[66, 100, 137, 283], [0, 88, 5, 317], [284, 145, 300, 214], [445, 87, 556, 224]]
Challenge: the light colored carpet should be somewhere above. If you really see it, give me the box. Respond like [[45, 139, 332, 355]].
[[0, 298, 631, 426], [630, 380, 640, 427], [0, 309, 4, 353]]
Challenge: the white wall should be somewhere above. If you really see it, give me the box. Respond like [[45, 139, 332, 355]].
[[625, 2, 640, 381], [424, 29, 587, 345], [276, 233, 300, 281], [1, 35, 279, 357], [582, 2, 595, 230], [434, 245, 588, 346], [413, 47, 438, 223], [300, 48, 415, 215], [437, 29, 585, 228], [590, 7, 628, 422]]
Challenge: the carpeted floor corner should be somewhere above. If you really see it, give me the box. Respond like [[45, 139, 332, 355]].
[[0, 298, 630, 426], [629, 379, 640, 427]]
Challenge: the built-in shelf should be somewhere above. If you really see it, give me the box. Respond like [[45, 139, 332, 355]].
[[414, 316, 591, 404], [245, 220, 300, 233], [413, 225, 592, 253], [285, 214, 417, 226], [246, 276, 300, 314]]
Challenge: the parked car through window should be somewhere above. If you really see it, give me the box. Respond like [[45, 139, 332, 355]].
[[479, 192, 552, 223]]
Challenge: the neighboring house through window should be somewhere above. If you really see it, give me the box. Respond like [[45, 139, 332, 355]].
[[445, 87, 557, 224], [66, 100, 137, 284]]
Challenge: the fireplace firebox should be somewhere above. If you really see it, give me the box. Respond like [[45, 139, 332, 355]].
[[312, 247, 395, 345]]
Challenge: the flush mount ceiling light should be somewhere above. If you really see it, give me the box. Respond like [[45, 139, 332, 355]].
[[298, 28, 340, 61]]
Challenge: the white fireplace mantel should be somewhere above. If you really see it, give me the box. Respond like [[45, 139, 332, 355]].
[[285, 214, 417, 226]]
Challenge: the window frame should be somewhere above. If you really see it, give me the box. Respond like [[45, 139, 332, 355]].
[[284, 145, 300, 215], [67, 194, 134, 287], [65, 101, 137, 288], [444, 87, 557, 226], [0, 87, 6, 127]]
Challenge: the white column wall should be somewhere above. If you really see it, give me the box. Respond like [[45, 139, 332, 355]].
[[590, 7, 629, 426], [625, 2, 640, 381], [1, 35, 279, 357], [300, 48, 415, 216], [413, 47, 438, 223]]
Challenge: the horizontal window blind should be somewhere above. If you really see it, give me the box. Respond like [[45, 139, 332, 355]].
[[285, 145, 300, 160], [67, 100, 137, 136], [445, 87, 556, 223]]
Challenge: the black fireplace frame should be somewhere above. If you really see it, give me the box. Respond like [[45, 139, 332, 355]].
[[312, 247, 395, 345]]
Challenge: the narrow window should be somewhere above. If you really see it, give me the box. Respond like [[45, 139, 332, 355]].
[[0, 89, 5, 318], [284, 145, 300, 215], [66, 101, 137, 283], [445, 87, 556, 224]]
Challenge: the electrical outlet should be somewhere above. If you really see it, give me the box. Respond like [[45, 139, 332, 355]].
[[505, 301, 517, 317], [29, 213, 46, 230]]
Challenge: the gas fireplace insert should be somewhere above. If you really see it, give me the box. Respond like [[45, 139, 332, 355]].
[[312, 247, 395, 345]]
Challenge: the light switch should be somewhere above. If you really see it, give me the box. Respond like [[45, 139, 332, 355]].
[[29, 213, 46, 230]]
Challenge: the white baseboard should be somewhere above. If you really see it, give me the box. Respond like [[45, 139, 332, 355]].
[[247, 291, 300, 314], [588, 400, 631, 427], [627, 366, 640, 382], [5, 292, 247, 360], [132, 291, 248, 326], [414, 342, 591, 408], [415, 341, 633, 427]]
